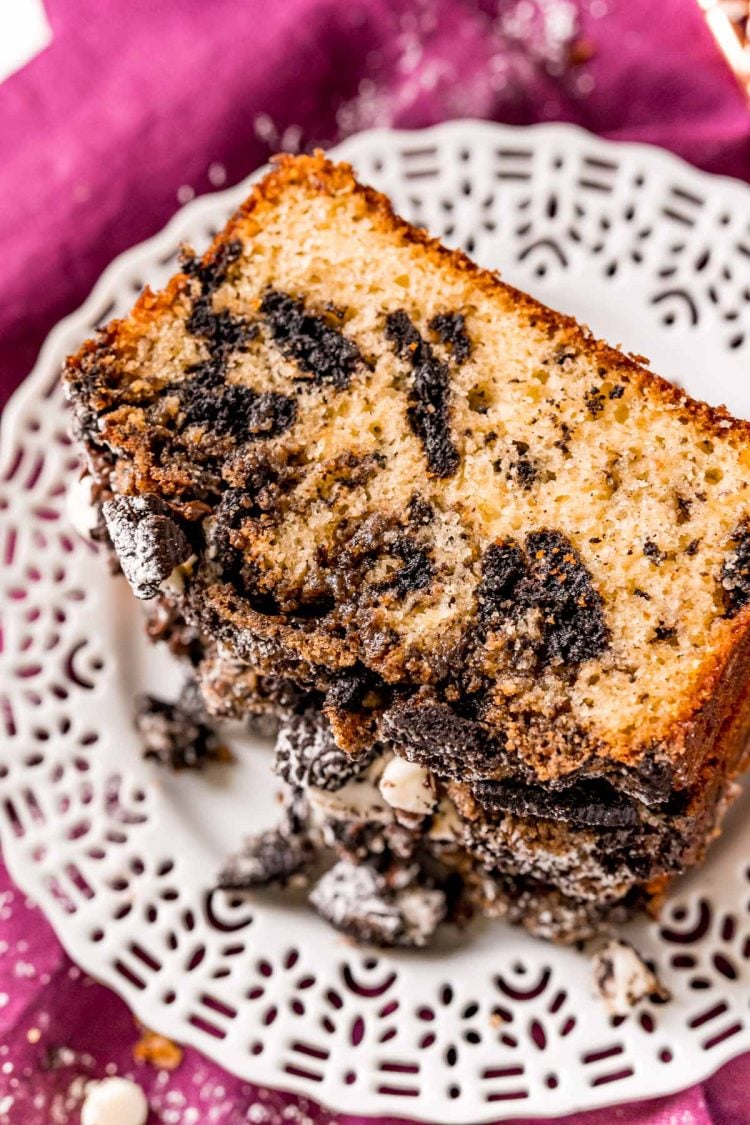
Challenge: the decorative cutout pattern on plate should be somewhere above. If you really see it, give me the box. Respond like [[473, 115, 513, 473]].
[[1, 122, 750, 1121]]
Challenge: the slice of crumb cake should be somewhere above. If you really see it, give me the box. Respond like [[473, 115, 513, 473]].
[[64, 153, 750, 941]]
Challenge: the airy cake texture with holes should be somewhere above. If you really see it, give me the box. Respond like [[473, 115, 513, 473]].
[[64, 153, 750, 944]]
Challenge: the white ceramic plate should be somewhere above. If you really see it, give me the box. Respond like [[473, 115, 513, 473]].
[[2, 121, 750, 1121]]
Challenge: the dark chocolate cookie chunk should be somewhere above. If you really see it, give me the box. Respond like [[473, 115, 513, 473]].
[[476, 530, 609, 668], [720, 519, 750, 616], [322, 817, 419, 865], [218, 823, 316, 889], [181, 382, 296, 441], [260, 289, 363, 389], [380, 690, 501, 779], [309, 860, 445, 947], [428, 310, 472, 363], [102, 494, 192, 599], [135, 688, 224, 770], [472, 777, 641, 828], [385, 309, 460, 478], [274, 710, 374, 791]]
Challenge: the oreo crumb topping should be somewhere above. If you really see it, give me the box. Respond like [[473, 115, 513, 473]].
[[476, 530, 609, 667], [102, 494, 192, 599], [260, 289, 363, 388], [608, 384, 625, 399], [309, 860, 446, 947], [385, 309, 460, 478], [181, 381, 296, 440], [685, 539, 700, 557], [136, 688, 224, 770], [274, 710, 374, 791], [428, 311, 472, 363], [720, 519, 750, 616]]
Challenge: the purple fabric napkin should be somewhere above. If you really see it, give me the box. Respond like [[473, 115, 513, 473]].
[[1, 1, 750, 1121]]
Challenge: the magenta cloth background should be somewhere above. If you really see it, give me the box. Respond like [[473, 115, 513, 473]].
[[2, 1, 750, 1121]]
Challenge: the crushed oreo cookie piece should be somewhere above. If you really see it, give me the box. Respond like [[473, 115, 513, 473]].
[[325, 666, 381, 715], [380, 691, 499, 779], [183, 239, 257, 381], [102, 494, 192, 599], [643, 539, 666, 565], [374, 536, 434, 598], [591, 938, 670, 1016], [472, 777, 640, 828], [652, 622, 677, 643], [309, 860, 446, 947], [181, 381, 296, 440], [186, 302, 257, 360], [136, 688, 225, 770], [385, 309, 460, 478], [509, 440, 538, 489], [218, 818, 316, 889], [525, 530, 609, 665], [260, 289, 363, 389], [428, 311, 472, 363], [274, 710, 374, 791], [407, 493, 435, 526], [720, 519, 750, 616], [476, 542, 527, 622], [323, 817, 419, 866], [585, 386, 606, 416], [476, 530, 609, 667], [304, 755, 393, 828]]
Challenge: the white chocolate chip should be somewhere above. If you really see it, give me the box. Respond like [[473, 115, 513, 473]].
[[81, 1076, 148, 1125], [379, 757, 437, 816], [66, 474, 99, 539], [158, 554, 197, 595], [308, 756, 393, 824]]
